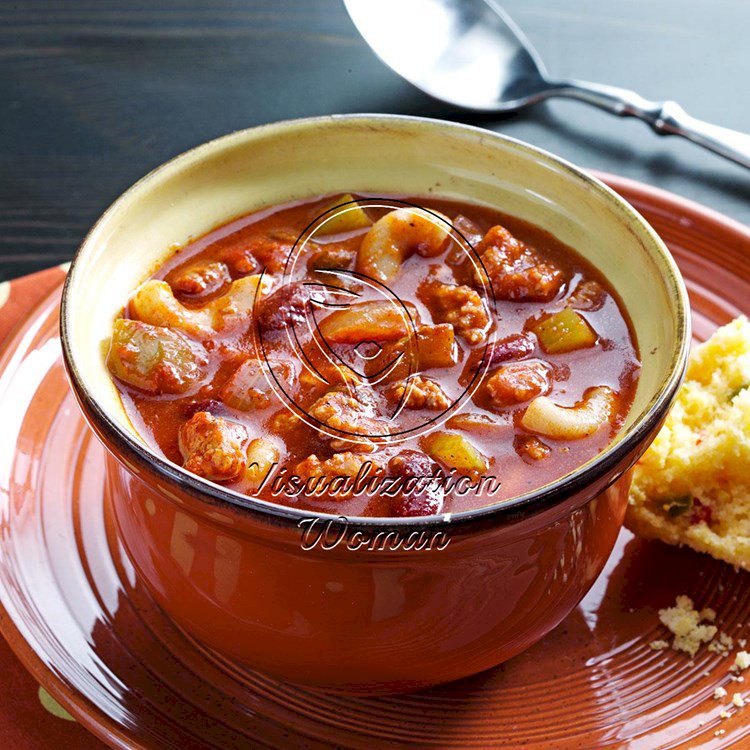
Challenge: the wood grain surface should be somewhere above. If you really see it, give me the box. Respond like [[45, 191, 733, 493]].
[[1, 0, 749, 280]]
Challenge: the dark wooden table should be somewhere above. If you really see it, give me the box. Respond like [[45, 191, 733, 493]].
[[2, 0, 749, 281]]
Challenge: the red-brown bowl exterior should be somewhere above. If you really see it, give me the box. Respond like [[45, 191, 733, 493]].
[[110, 453, 632, 693], [69, 380, 661, 693]]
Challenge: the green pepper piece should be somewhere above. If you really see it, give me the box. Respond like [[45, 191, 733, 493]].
[[661, 496, 692, 518]]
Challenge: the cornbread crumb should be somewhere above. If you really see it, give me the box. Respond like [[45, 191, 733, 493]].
[[709, 632, 735, 654], [733, 651, 750, 672], [658, 596, 718, 656], [650, 639, 670, 651], [703, 608, 718, 623], [714, 686, 728, 699], [732, 692, 745, 708], [626, 316, 750, 569], [720, 709, 731, 719], [716, 729, 726, 737]]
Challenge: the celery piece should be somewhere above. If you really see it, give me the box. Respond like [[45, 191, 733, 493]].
[[220, 359, 292, 411], [421, 431, 489, 477], [107, 318, 206, 394], [317, 194, 372, 236], [532, 307, 597, 354]]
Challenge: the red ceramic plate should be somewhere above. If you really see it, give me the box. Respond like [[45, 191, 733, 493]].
[[0, 175, 748, 750]]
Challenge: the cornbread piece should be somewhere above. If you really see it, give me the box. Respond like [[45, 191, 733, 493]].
[[658, 595, 718, 656], [626, 317, 750, 569]]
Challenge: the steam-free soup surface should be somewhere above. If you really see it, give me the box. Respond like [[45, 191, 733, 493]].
[[106, 194, 640, 517]]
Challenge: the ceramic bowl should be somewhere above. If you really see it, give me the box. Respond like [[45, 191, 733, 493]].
[[60, 115, 689, 693]]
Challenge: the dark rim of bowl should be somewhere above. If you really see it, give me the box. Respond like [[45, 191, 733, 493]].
[[60, 113, 691, 531]]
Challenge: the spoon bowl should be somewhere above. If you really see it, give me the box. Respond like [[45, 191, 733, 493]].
[[345, 0, 750, 168], [345, 0, 552, 112]]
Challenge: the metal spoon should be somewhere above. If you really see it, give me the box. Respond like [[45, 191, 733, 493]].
[[344, 0, 750, 169]]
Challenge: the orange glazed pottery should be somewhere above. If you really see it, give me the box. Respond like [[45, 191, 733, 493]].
[[60, 115, 689, 692]]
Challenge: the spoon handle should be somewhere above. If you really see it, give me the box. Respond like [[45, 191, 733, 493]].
[[550, 79, 750, 170]]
